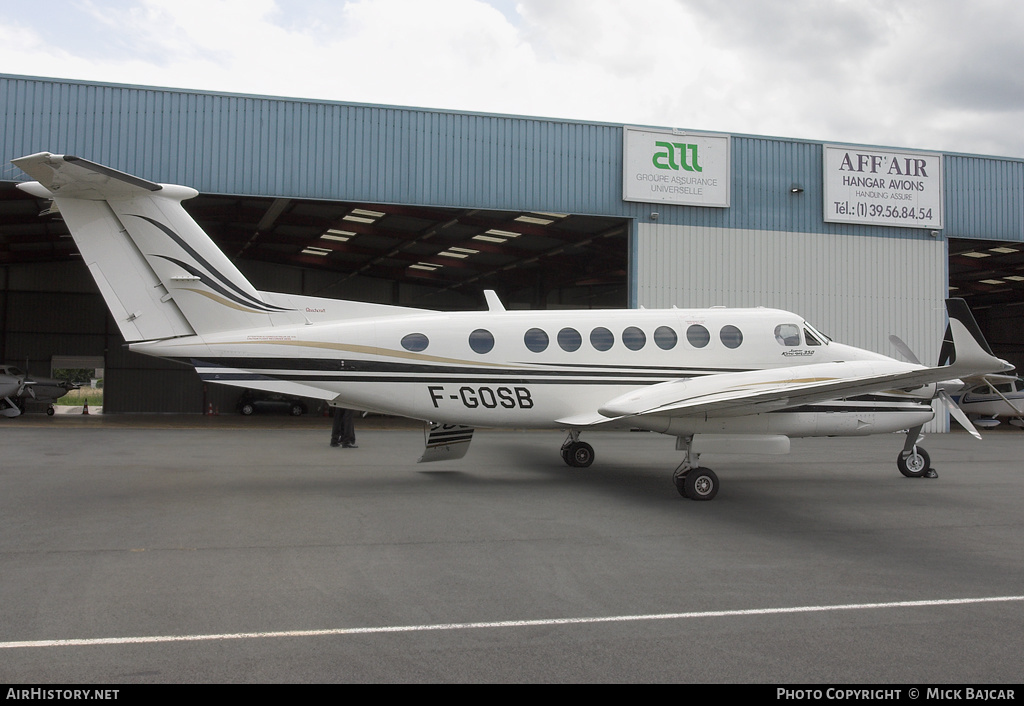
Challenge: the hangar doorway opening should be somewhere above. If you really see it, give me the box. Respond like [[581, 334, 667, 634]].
[[182, 194, 632, 312], [948, 238, 1024, 372], [2, 184, 631, 413]]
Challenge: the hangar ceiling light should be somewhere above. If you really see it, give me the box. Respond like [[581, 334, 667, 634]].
[[439, 247, 479, 258], [515, 215, 555, 226], [321, 228, 354, 242], [474, 228, 521, 244]]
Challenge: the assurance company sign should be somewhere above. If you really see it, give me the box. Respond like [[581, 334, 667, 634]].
[[623, 127, 731, 207], [824, 145, 943, 229]]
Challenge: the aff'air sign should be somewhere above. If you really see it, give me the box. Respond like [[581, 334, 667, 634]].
[[623, 127, 730, 207], [824, 145, 944, 229]]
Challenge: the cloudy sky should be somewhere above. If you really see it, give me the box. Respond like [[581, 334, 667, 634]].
[[2, 0, 1023, 158]]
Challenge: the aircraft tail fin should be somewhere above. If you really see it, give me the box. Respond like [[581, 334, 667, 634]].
[[12, 153, 298, 341]]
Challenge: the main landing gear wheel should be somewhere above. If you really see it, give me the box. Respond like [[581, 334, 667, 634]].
[[682, 467, 719, 501], [672, 436, 720, 501], [562, 441, 595, 468], [897, 447, 931, 478]]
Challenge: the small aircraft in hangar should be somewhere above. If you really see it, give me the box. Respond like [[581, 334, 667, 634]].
[[951, 377, 1024, 429], [0, 364, 77, 417], [12, 152, 1015, 499]]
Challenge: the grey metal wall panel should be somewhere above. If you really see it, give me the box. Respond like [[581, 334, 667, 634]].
[[636, 223, 947, 355], [636, 222, 949, 432]]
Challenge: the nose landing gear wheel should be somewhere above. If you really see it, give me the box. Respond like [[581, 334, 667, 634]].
[[897, 448, 931, 478]]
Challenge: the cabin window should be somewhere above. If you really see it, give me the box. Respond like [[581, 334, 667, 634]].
[[469, 329, 495, 354], [558, 327, 582, 352], [590, 327, 614, 351], [654, 326, 677, 350], [622, 326, 646, 351], [401, 333, 429, 352], [524, 328, 549, 352], [774, 324, 802, 346], [686, 324, 710, 348], [979, 383, 1014, 394], [720, 325, 743, 349]]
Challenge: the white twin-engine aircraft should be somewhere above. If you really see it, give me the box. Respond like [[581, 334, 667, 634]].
[[13, 152, 1015, 500]]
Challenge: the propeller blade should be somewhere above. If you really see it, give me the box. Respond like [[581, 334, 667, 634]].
[[938, 389, 981, 440], [17, 379, 37, 398], [1, 397, 22, 417], [889, 335, 922, 365]]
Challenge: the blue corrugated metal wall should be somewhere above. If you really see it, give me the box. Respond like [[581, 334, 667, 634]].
[[944, 155, 1024, 241], [2, 74, 1022, 242]]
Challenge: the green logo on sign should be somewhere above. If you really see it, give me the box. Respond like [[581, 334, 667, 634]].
[[653, 142, 703, 172]]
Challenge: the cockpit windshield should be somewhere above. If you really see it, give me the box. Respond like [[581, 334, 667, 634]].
[[802, 322, 831, 346]]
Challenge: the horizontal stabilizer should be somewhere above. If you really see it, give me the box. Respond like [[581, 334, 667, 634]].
[[12, 153, 162, 199]]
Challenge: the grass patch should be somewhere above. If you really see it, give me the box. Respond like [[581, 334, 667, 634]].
[[55, 387, 104, 407]]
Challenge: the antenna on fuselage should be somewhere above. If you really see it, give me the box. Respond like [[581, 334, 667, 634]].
[[484, 290, 506, 313]]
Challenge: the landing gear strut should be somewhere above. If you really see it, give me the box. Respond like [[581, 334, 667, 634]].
[[672, 436, 719, 500], [898, 425, 937, 478], [560, 430, 594, 468]]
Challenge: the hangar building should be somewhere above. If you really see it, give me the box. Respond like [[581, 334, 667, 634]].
[[1, 74, 1022, 422]]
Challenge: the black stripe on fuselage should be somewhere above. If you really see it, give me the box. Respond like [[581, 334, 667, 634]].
[[185, 356, 738, 380]]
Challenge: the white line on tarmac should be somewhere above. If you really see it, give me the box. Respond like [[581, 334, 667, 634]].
[[3, 595, 1022, 650]]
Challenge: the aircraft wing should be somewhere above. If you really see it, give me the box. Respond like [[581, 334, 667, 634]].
[[598, 362, 935, 419], [597, 299, 1013, 422]]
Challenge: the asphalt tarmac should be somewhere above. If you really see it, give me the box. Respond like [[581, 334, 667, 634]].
[[2, 414, 1022, 683]]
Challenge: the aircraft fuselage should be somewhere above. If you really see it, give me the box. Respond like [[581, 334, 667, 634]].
[[133, 305, 936, 436]]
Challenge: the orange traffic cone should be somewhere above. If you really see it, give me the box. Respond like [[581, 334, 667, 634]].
[[207, 402, 214, 416], [82, 400, 89, 415]]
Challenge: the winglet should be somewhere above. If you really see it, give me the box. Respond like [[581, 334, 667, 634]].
[[944, 298, 1012, 376], [946, 298, 994, 356]]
